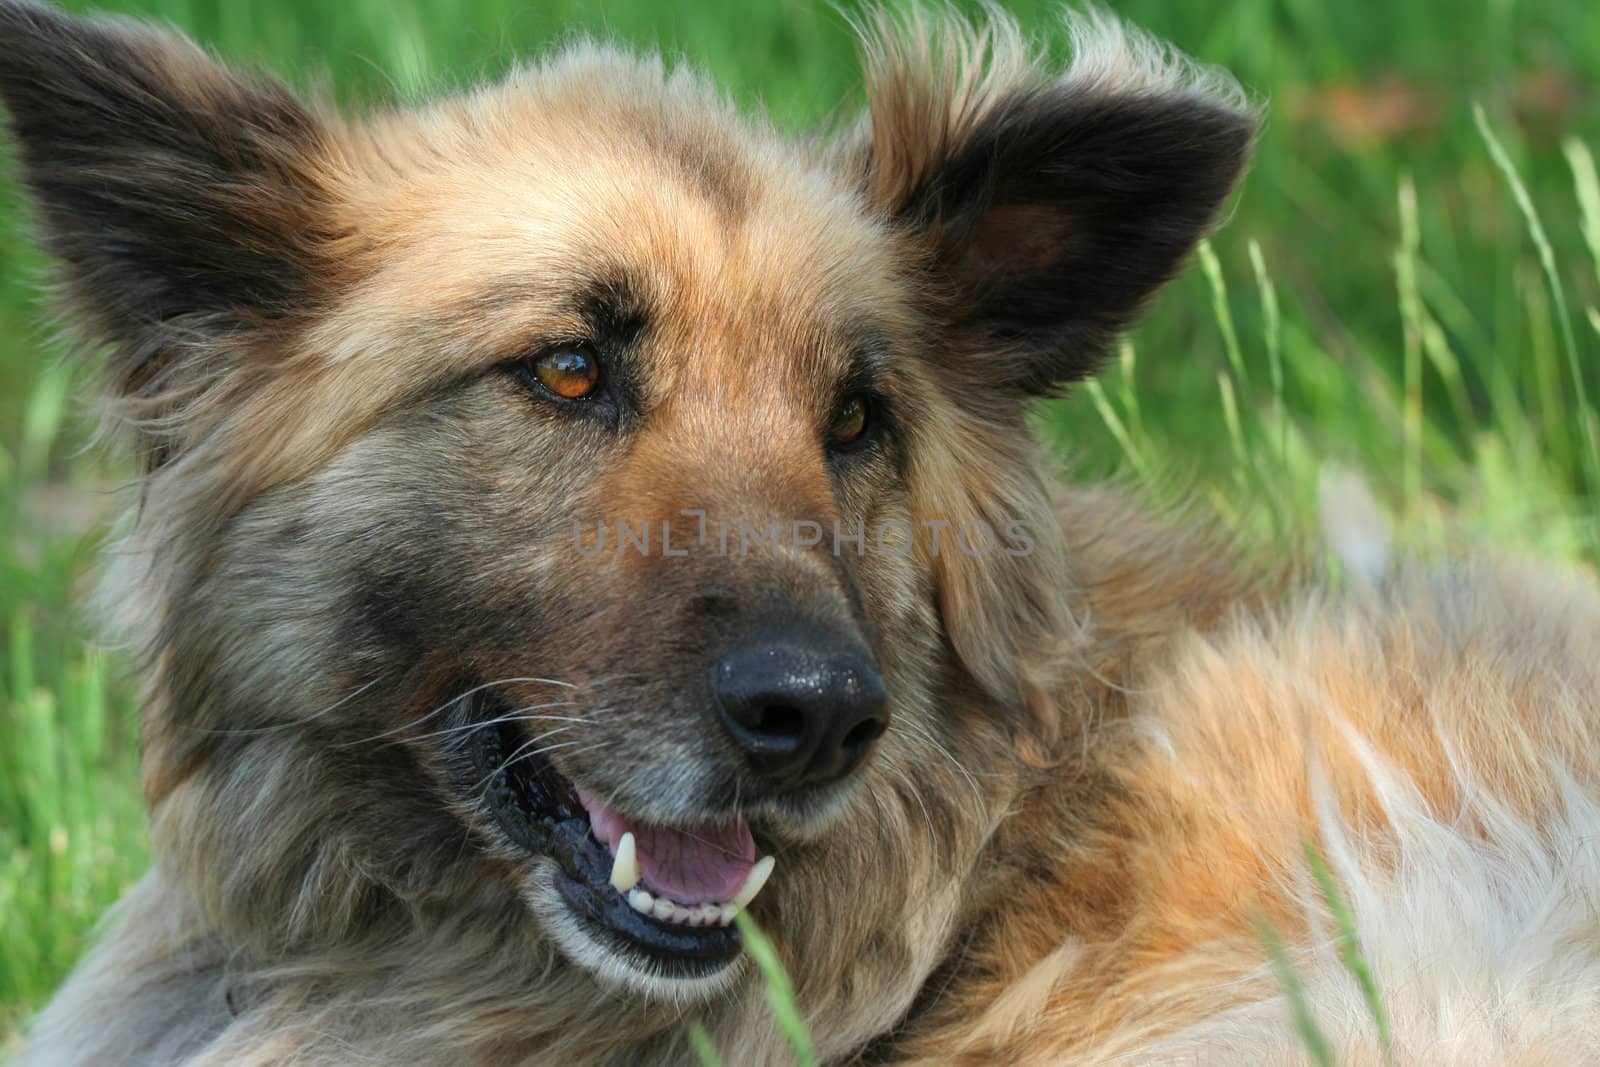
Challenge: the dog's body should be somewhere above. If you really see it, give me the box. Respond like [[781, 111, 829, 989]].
[[5, 3, 1599, 1064]]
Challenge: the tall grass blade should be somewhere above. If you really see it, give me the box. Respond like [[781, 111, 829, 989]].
[[1565, 137, 1600, 287], [1217, 372, 1249, 473], [688, 1021, 725, 1067], [1082, 379, 1149, 480], [733, 911, 817, 1067], [1304, 839, 1393, 1064], [1248, 239, 1285, 464], [1199, 241, 1249, 386], [1394, 174, 1424, 516], [1256, 915, 1335, 1067], [17, 363, 71, 486], [1115, 339, 1143, 445], [1475, 105, 1600, 495]]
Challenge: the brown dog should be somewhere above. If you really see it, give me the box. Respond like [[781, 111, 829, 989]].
[[6, 2, 1599, 1064]]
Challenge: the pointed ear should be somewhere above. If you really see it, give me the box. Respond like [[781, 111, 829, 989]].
[[845, 10, 1257, 397], [0, 0, 343, 399]]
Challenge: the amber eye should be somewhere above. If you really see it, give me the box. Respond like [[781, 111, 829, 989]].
[[829, 394, 870, 447], [531, 347, 600, 400]]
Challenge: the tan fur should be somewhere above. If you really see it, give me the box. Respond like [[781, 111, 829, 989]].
[[6, 4, 1598, 1066], [887, 550, 1600, 1066]]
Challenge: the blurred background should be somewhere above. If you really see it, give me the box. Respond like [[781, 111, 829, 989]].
[[1, 0, 1597, 1042]]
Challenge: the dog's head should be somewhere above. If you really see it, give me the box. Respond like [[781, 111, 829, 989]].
[[0, 0, 1251, 1009]]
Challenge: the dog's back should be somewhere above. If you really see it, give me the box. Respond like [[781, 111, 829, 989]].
[[892, 500, 1600, 1063]]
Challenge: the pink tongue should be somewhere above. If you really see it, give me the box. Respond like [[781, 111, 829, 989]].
[[578, 789, 756, 905]]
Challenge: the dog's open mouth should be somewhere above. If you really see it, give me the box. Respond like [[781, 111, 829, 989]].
[[469, 702, 772, 977]]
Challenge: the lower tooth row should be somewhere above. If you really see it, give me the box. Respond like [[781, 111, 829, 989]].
[[609, 832, 775, 928], [627, 887, 737, 927]]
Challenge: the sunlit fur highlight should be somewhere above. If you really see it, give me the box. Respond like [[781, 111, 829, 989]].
[[3, 2, 1597, 1065]]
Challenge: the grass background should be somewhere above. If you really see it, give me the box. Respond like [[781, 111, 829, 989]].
[[2, 0, 1598, 1051]]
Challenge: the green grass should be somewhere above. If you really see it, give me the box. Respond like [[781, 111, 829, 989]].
[[3, 0, 1600, 1051], [1256, 913, 1336, 1067], [1304, 839, 1393, 1064], [690, 915, 817, 1066]]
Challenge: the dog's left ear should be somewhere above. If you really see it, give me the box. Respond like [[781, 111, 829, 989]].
[[845, 11, 1257, 398], [839, 12, 1257, 734]]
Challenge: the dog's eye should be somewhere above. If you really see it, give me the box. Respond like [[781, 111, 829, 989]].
[[828, 394, 871, 448], [528, 347, 600, 401]]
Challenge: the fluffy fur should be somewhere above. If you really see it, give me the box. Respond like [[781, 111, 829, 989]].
[[3, 2, 1597, 1064]]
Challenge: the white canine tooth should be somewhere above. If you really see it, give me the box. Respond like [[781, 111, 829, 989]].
[[628, 887, 654, 914], [731, 855, 775, 910], [698, 903, 719, 925], [652, 898, 675, 921], [609, 832, 639, 893], [718, 904, 737, 926]]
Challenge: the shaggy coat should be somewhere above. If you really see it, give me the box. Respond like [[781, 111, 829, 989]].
[[3, 2, 1597, 1064]]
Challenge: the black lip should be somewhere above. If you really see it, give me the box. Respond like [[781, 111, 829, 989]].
[[468, 696, 741, 976]]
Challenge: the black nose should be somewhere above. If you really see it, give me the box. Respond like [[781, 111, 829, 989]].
[[712, 630, 889, 787]]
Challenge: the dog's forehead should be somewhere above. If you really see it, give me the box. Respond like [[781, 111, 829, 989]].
[[330, 60, 913, 405]]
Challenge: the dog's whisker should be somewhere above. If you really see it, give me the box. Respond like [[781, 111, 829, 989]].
[[346, 677, 581, 746], [857, 781, 896, 856], [492, 725, 588, 776], [890, 718, 988, 816], [471, 739, 611, 805], [883, 758, 941, 869], [386, 706, 595, 747]]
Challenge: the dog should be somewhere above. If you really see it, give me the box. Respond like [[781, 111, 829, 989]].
[[6, 2, 1600, 1063]]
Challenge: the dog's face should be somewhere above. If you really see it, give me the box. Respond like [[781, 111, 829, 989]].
[[0, 2, 1251, 1005], [283, 93, 949, 988]]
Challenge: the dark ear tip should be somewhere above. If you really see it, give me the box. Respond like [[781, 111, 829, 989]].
[[0, 0, 52, 53], [1186, 97, 1264, 190], [0, 1, 146, 105], [0, 0, 52, 21], [0, 1, 79, 47], [1207, 95, 1265, 154]]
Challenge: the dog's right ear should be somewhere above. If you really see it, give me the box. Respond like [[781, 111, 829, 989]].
[[0, 1, 342, 403]]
